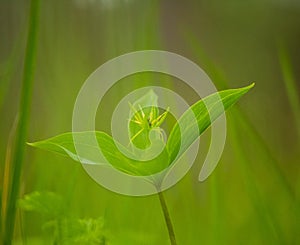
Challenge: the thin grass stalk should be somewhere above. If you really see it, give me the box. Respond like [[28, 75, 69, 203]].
[[2, 0, 40, 243], [278, 44, 300, 139], [277, 44, 300, 244], [229, 117, 284, 244], [233, 107, 294, 197], [0, 118, 17, 241], [210, 173, 221, 245], [157, 191, 177, 245]]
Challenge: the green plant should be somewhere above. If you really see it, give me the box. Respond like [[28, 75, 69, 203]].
[[28, 84, 254, 244], [1, 0, 40, 244], [19, 191, 107, 244]]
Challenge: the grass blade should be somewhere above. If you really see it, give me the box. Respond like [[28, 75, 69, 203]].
[[2, 0, 40, 243], [278, 44, 300, 138], [229, 117, 285, 244], [278, 43, 300, 243]]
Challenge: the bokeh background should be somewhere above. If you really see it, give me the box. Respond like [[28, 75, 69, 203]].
[[1, 0, 300, 244]]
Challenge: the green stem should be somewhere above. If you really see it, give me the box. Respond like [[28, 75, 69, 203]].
[[3, 0, 40, 243], [157, 191, 177, 245]]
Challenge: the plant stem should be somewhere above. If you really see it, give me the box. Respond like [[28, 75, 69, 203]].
[[157, 191, 177, 245], [2, 0, 40, 243]]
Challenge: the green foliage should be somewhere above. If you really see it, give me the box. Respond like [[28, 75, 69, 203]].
[[19, 191, 106, 245], [167, 83, 254, 162], [28, 84, 254, 177], [27, 85, 253, 245], [44, 218, 106, 245], [19, 191, 65, 218], [2, 0, 41, 243], [28, 131, 169, 176]]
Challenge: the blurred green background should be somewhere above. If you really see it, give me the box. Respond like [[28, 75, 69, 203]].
[[1, 0, 300, 244]]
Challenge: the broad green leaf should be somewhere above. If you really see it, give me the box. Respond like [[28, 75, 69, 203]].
[[29, 131, 169, 176], [166, 83, 255, 163]]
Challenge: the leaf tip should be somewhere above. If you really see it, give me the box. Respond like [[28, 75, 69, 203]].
[[27, 141, 42, 148], [240, 82, 255, 94], [248, 82, 255, 89]]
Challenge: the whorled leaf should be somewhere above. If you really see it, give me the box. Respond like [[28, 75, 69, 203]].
[[28, 84, 254, 176], [29, 131, 169, 176]]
